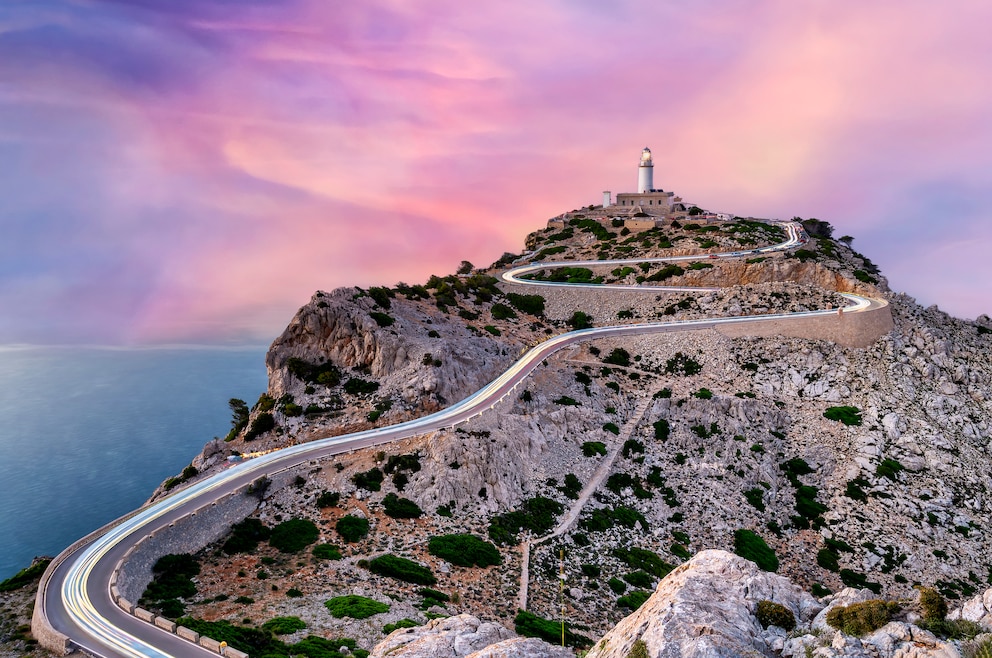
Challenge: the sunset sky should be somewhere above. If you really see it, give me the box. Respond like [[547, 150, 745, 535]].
[[2, 0, 990, 345]]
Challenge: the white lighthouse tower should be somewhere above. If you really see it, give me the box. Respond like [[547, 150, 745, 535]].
[[637, 147, 654, 193]]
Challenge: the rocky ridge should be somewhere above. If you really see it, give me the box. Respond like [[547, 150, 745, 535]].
[[138, 215, 992, 657]]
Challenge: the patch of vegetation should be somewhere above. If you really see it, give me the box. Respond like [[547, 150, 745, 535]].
[[244, 411, 276, 441], [428, 534, 502, 567], [824, 405, 863, 426], [582, 441, 607, 457], [568, 311, 594, 329], [505, 292, 545, 316], [825, 599, 894, 636], [0, 558, 50, 592], [514, 610, 591, 648], [383, 619, 420, 634], [325, 595, 391, 619], [488, 497, 564, 545], [622, 439, 645, 457], [876, 458, 905, 481], [336, 515, 370, 543], [614, 547, 674, 579], [623, 571, 653, 588], [352, 467, 384, 491], [744, 487, 766, 512], [554, 395, 581, 406], [693, 387, 713, 399], [844, 477, 870, 502], [313, 544, 343, 560], [269, 519, 320, 553], [839, 569, 882, 594], [366, 554, 436, 585], [262, 616, 307, 635], [316, 491, 340, 508], [603, 347, 631, 367], [369, 311, 394, 327], [141, 554, 200, 617], [224, 397, 250, 441], [733, 529, 778, 572], [382, 493, 423, 519], [780, 458, 827, 529], [653, 419, 671, 441], [756, 600, 796, 631], [616, 590, 651, 611], [223, 518, 271, 554], [343, 377, 380, 396], [665, 352, 702, 376]]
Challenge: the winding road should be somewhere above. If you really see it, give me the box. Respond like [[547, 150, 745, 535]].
[[36, 220, 885, 657]]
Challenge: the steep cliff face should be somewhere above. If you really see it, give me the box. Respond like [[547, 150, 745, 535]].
[[266, 287, 517, 410]]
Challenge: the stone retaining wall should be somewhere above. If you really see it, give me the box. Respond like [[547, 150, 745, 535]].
[[503, 282, 893, 349]]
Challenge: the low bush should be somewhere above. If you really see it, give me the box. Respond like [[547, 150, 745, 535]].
[[733, 529, 778, 572], [369, 311, 394, 327], [352, 468, 384, 491], [269, 518, 319, 553], [336, 515, 370, 543], [513, 610, 591, 648], [839, 569, 882, 594], [876, 458, 905, 481], [223, 518, 271, 554], [756, 600, 796, 630], [313, 544, 343, 560], [653, 419, 671, 441], [824, 405, 863, 426], [582, 441, 607, 457], [428, 534, 502, 567], [0, 559, 50, 592], [325, 595, 390, 619], [616, 590, 651, 610], [603, 347, 631, 367], [491, 303, 517, 320], [506, 293, 545, 316], [825, 599, 893, 636], [665, 352, 702, 376], [488, 497, 564, 545], [244, 412, 275, 441], [623, 571, 653, 588], [382, 493, 423, 519], [366, 554, 436, 585], [383, 619, 420, 634], [261, 616, 307, 635], [343, 377, 380, 396], [316, 491, 340, 508], [614, 547, 674, 579]]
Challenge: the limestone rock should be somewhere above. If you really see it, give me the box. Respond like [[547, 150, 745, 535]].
[[584, 549, 822, 658], [369, 614, 567, 658]]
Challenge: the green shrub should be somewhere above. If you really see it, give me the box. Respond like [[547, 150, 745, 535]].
[[627, 639, 649, 658], [876, 458, 905, 481], [665, 352, 702, 376], [261, 616, 307, 635], [744, 488, 765, 512], [581, 564, 601, 578], [614, 547, 674, 579], [513, 610, 590, 648], [582, 441, 607, 457], [756, 600, 796, 630], [824, 405, 863, 426], [269, 519, 319, 553], [383, 619, 420, 634], [653, 419, 670, 441], [506, 293, 545, 316], [483, 325, 501, 336], [352, 467, 384, 491], [428, 534, 502, 567], [488, 497, 564, 545], [141, 554, 201, 616], [316, 491, 340, 508], [602, 422, 620, 435], [222, 518, 271, 554], [671, 543, 691, 560], [554, 395, 580, 406], [694, 388, 713, 399], [568, 311, 594, 329], [623, 571, 653, 588], [244, 412, 275, 441], [839, 569, 882, 594], [325, 595, 390, 619], [918, 586, 948, 622], [366, 554, 436, 585], [336, 515, 370, 543], [369, 311, 394, 327], [313, 544, 343, 560], [733, 529, 778, 572], [343, 377, 379, 396], [0, 559, 50, 592], [616, 590, 651, 610], [491, 303, 517, 320], [825, 599, 892, 636], [603, 348, 631, 367], [382, 493, 423, 519], [817, 548, 840, 572]]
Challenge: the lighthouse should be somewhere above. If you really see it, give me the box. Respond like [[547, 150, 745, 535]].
[[637, 147, 654, 193]]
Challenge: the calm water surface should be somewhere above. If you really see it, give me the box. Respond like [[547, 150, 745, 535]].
[[0, 346, 268, 580]]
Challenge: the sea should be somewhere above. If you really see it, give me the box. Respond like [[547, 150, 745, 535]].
[[0, 345, 269, 581]]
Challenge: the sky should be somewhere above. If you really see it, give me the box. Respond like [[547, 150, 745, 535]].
[[1, 0, 990, 345]]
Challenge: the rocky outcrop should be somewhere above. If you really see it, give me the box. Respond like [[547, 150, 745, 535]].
[[585, 550, 822, 658], [369, 614, 570, 658], [950, 589, 992, 628]]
